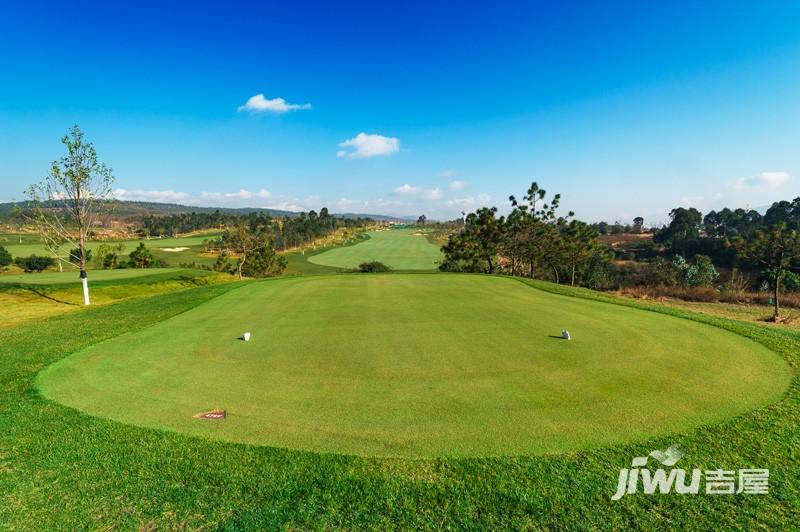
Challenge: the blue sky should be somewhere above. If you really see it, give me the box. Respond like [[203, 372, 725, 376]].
[[1, 1, 799, 223]]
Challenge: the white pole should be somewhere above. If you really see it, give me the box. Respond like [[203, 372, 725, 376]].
[[81, 271, 90, 305]]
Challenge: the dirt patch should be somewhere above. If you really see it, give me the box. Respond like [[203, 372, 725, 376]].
[[193, 409, 226, 420]]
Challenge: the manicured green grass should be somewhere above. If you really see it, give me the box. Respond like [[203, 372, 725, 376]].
[[38, 274, 789, 458], [282, 248, 344, 276], [1, 232, 220, 268], [1, 275, 798, 528], [308, 228, 442, 270]]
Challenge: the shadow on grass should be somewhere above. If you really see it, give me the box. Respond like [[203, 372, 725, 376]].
[[0, 283, 79, 306]]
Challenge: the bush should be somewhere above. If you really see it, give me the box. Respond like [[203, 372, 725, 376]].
[[128, 243, 155, 268], [0, 245, 12, 267], [358, 261, 392, 273], [68, 247, 92, 264], [241, 246, 287, 278], [14, 254, 56, 272]]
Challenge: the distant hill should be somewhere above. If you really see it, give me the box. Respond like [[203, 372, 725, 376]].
[[0, 200, 411, 222]]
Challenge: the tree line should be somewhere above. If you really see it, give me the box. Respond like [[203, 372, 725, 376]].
[[441, 184, 800, 320]]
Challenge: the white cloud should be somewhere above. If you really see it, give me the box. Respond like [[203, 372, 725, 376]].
[[263, 201, 305, 212], [680, 195, 704, 206], [395, 184, 420, 194], [200, 188, 271, 201], [734, 171, 791, 191], [336, 197, 369, 210], [421, 188, 442, 200], [113, 187, 272, 206], [113, 188, 191, 202], [337, 132, 400, 159], [237, 93, 311, 113], [447, 194, 492, 208], [449, 180, 465, 191], [440, 169, 456, 178]]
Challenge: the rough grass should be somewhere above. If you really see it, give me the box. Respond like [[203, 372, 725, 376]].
[[1, 268, 233, 327], [308, 229, 442, 270], [1, 275, 798, 529]]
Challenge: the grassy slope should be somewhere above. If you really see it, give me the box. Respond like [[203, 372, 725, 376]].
[[1, 276, 797, 529], [308, 229, 442, 270], [37, 274, 789, 458], [0, 267, 186, 285], [0, 268, 232, 327]]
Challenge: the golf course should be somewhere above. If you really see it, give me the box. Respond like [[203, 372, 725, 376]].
[[7, 2, 800, 527], [0, 232, 220, 268], [308, 228, 442, 270], [37, 274, 789, 457]]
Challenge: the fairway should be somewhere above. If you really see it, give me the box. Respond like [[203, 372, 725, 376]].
[[37, 274, 790, 457], [2, 233, 221, 268], [308, 229, 442, 270]]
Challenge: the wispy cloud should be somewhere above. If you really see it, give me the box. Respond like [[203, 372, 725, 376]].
[[200, 188, 271, 201], [449, 180, 465, 191], [421, 188, 442, 200], [447, 194, 491, 208], [733, 171, 791, 191], [337, 132, 400, 159], [439, 169, 456, 178], [395, 184, 420, 194], [113, 188, 191, 202], [237, 93, 311, 113], [113, 187, 271, 206]]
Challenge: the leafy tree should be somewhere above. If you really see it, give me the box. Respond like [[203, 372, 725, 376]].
[[223, 223, 259, 280], [562, 221, 605, 286], [222, 221, 284, 279], [417, 214, 427, 226], [0, 246, 11, 267], [763, 198, 800, 230], [24, 125, 115, 304], [507, 181, 573, 278], [655, 207, 702, 257], [440, 207, 504, 273], [128, 242, 155, 268], [632, 217, 644, 233], [734, 223, 800, 320], [703, 208, 762, 238]]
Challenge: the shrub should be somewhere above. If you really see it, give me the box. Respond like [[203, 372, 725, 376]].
[[0, 245, 12, 267], [358, 261, 392, 273], [14, 254, 56, 272], [128, 243, 155, 268], [241, 246, 287, 278], [68, 247, 92, 264], [685, 254, 718, 287]]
